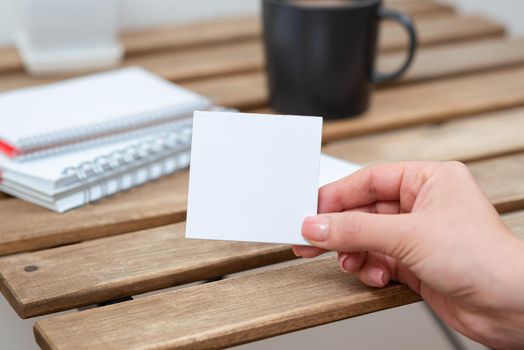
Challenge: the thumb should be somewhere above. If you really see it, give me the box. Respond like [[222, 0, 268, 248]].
[[302, 212, 415, 259]]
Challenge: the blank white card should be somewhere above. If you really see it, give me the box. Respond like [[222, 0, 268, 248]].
[[185, 111, 323, 245]]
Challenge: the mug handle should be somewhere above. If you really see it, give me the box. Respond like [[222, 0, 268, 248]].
[[372, 8, 417, 84]]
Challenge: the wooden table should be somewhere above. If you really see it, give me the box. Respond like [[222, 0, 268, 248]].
[[1, 1, 524, 348]]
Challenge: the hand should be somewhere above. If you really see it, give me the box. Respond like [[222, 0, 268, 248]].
[[292, 161, 524, 349]]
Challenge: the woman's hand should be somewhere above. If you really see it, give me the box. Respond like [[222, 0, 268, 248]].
[[292, 161, 524, 349]]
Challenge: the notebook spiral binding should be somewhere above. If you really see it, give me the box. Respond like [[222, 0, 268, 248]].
[[17, 117, 194, 162], [60, 124, 192, 206], [17, 100, 208, 153]]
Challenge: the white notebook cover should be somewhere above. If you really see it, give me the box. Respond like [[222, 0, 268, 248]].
[[0, 66, 210, 157]]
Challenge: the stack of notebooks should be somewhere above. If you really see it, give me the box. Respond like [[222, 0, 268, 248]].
[[0, 67, 215, 212]]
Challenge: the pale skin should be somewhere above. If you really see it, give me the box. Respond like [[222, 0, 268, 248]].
[[292, 161, 524, 349]]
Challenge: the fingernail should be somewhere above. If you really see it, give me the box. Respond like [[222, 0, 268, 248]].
[[292, 249, 301, 257], [302, 216, 330, 242], [369, 268, 386, 287], [339, 253, 350, 273]]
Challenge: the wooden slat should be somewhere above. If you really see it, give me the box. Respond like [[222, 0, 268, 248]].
[[0, 47, 21, 74], [0, 15, 262, 76], [0, 192, 9, 199], [321, 65, 524, 142], [323, 107, 524, 164], [380, 14, 503, 53], [379, 37, 524, 85], [129, 36, 524, 86], [190, 63, 524, 111], [0, 0, 454, 75], [502, 211, 524, 239], [125, 9, 474, 58], [0, 14, 505, 93], [1, 150, 523, 317], [6, 46, 524, 116], [33, 209, 524, 350], [0, 171, 189, 256], [385, 0, 455, 18], [469, 154, 524, 213], [3, 63, 524, 256], [187, 64, 524, 132], [122, 16, 259, 56], [326, 146, 524, 214], [127, 40, 265, 82], [186, 72, 267, 109], [33, 258, 420, 350], [0, 223, 294, 318], [127, 7, 489, 56]]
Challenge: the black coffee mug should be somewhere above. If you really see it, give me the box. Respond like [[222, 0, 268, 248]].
[[262, 0, 417, 119]]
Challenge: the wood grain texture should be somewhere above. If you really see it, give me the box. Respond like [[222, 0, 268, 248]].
[[502, 211, 524, 239], [34, 206, 524, 350], [469, 154, 524, 213], [0, 171, 189, 256], [323, 107, 524, 164], [321, 65, 524, 142], [126, 40, 265, 82], [188, 64, 524, 135], [0, 192, 10, 199], [325, 127, 524, 226], [385, 0, 455, 18], [124, 11, 496, 81], [188, 63, 524, 111], [2, 117, 524, 257], [379, 37, 524, 85], [122, 16, 259, 56], [0, 14, 505, 93], [0, 16, 260, 76], [34, 257, 422, 350], [1, 152, 524, 318], [0, 47, 21, 74], [379, 14, 504, 53], [131, 35, 524, 87], [0, 3, 519, 347], [0, 0, 454, 75], [0, 126, 524, 255], [0, 223, 294, 318]]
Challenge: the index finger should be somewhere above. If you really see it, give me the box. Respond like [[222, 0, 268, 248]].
[[318, 161, 436, 213]]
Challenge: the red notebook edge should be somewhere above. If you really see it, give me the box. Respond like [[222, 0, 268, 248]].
[[0, 140, 21, 158]]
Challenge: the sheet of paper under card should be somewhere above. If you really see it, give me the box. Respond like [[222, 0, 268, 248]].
[[185, 111, 361, 245]]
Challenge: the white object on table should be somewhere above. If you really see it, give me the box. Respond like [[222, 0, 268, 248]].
[[13, 0, 123, 75]]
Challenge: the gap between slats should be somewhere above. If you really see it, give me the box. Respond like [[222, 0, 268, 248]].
[[122, 0, 458, 56], [0, 13, 505, 93], [0, 0, 456, 75], [130, 36, 524, 85], [2, 147, 524, 318], [2, 65, 524, 257], [322, 106, 524, 165], [32, 209, 524, 350]]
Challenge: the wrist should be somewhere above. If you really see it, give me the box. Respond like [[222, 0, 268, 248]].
[[478, 237, 524, 349]]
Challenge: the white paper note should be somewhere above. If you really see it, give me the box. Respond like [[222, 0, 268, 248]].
[[318, 154, 361, 187], [185, 111, 323, 245]]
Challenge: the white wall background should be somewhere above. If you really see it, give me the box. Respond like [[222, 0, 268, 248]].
[[0, 1, 522, 349], [0, 0, 523, 46]]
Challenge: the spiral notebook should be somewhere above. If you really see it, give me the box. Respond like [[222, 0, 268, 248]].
[[0, 121, 193, 212], [0, 67, 215, 212], [0, 66, 211, 159]]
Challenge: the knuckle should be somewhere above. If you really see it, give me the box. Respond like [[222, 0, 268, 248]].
[[443, 161, 469, 175], [329, 213, 362, 246]]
